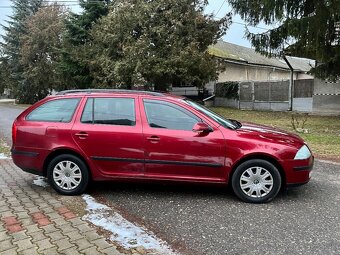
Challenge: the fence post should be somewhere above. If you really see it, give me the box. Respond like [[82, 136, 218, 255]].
[[251, 81, 255, 110], [237, 82, 241, 109]]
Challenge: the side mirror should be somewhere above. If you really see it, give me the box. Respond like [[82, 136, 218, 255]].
[[192, 122, 213, 134]]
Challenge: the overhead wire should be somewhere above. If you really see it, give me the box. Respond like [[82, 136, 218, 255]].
[[0, 1, 270, 31], [213, 0, 226, 18]]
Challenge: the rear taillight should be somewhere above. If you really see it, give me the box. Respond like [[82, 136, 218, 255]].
[[12, 121, 17, 145]]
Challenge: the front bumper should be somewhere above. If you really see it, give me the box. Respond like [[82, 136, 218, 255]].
[[282, 156, 314, 185]]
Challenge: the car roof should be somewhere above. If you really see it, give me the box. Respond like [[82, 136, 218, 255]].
[[55, 89, 184, 99]]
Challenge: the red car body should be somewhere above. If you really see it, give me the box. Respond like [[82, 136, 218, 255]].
[[11, 90, 313, 202]]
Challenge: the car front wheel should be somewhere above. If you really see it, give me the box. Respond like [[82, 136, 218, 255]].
[[231, 159, 281, 203], [47, 154, 89, 195]]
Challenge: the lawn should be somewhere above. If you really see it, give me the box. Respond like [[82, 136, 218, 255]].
[[0, 138, 10, 157], [211, 107, 340, 161]]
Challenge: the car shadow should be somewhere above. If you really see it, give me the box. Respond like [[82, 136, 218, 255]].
[[87, 180, 239, 201], [87, 178, 322, 204]]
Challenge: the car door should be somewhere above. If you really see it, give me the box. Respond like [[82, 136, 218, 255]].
[[140, 98, 226, 182], [72, 96, 144, 177]]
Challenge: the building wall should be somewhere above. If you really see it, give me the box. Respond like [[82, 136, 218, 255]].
[[217, 62, 293, 82], [312, 79, 340, 114], [217, 62, 313, 83], [296, 73, 314, 80]]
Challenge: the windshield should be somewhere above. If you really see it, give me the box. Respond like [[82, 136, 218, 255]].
[[183, 99, 239, 129]]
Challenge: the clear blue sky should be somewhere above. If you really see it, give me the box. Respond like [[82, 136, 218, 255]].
[[0, 0, 269, 48]]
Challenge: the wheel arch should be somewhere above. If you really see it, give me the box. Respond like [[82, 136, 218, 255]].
[[43, 148, 92, 180], [229, 153, 286, 187]]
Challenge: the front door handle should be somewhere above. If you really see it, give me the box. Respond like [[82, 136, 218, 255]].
[[75, 132, 88, 139], [147, 136, 160, 143]]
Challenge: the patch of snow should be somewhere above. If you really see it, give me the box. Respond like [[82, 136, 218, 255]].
[[81, 194, 179, 254], [33, 176, 49, 187], [0, 153, 10, 159]]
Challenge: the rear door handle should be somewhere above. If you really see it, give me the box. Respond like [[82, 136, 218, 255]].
[[75, 132, 88, 139], [147, 136, 160, 142]]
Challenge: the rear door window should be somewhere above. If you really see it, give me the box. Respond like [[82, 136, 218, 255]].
[[81, 97, 136, 126], [26, 98, 80, 123]]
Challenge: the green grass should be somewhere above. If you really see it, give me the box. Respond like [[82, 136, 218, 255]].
[[0, 139, 10, 157], [211, 107, 340, 161]]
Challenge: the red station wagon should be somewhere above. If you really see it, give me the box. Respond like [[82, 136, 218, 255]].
[[11, 89, 314, 203]]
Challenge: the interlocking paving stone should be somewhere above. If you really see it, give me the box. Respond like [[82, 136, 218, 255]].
[[0, 159, 125, 255], [41, 224, 58, 234], [40, 247, 59, 255], [100, 247, 124, 255], [30, 230, 47, 242], [11, 230, 28, 241], [18, 246, 38, 255], [73, 238, 94, 250], [68, 218, 84, 227], [91, 238, 112, 250], [81, 246, 102, 255], [0, 247, 18, 255], [0, 230, 12, 241], [36, 238, 56, 251], [45, 230, 64, 242], [64, 230, 85, 241], [75, 223, 93, 234], [83, 231, 101, 241], [25, 224, 40, 234], [50, 217, 69, 227], [14, 237, 35, 251], [54, 237, 76, 251], [0, 239, 15, 252], [61, 247, 83, 255]]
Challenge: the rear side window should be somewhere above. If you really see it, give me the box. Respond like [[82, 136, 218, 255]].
[[26, 98, 80, 123], [81, 97, 136, 126]]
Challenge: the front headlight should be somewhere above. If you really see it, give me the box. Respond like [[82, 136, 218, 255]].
[[294, 145, 311, 160]]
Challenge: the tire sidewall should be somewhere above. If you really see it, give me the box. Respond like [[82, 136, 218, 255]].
[[47, 154, 89, 195], [232, 159, 281, 203]]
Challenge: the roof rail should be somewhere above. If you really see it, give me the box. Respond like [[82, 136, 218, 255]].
[[56, 89, 165, 96]]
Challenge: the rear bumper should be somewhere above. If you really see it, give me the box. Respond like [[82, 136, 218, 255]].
[[11, 148, 46, 176]]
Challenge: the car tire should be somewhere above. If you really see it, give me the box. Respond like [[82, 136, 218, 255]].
[[231, 159, 281, 203], [47, 154, 89, 195]]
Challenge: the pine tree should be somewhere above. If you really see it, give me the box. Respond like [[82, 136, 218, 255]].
[[1, 0, 43, 102], [58, 0, 111, 89], [20, 4, 67, 103], [228, 0, 340, 80]]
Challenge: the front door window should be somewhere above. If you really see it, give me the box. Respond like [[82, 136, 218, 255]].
[[143, 99, 199, 131]]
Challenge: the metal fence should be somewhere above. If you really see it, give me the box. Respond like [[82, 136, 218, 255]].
[[294, 79, 314, 98], [238, 80, 290, 111]]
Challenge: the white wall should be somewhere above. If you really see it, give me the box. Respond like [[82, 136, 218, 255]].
[[217, 62, 311, 83]]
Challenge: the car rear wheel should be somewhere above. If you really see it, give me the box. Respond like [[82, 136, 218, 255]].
[[47, 154, 89, 195], [231, 159, 281, 203]]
